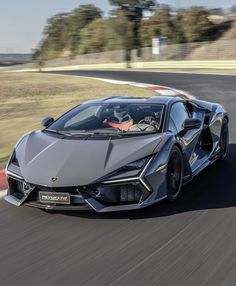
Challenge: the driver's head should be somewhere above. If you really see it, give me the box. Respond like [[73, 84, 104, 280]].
[[103, 106, 133, 131], [114, 107, 128, 121]]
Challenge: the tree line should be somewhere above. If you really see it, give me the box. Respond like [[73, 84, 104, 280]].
[[33, 0, 220, 61]]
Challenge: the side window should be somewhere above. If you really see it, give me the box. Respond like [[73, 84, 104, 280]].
[[168, 102, 190, 133]]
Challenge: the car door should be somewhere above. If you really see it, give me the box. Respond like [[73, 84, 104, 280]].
[[168, 101, 202, 162]]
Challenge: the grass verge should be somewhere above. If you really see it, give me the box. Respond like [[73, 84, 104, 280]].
[[39, 60, 236, 75], [5, 60, 236, 75], [0, 72, 154, 168]]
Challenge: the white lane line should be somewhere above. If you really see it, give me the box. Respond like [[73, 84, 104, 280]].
[[0, 190, 7, 199], [91, 78, 134, 85]]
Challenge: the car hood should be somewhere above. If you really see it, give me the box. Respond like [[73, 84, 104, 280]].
[[12, 131, 165, 187]]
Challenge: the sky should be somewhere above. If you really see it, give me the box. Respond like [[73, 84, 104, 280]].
[[0, 0, 235, 53]]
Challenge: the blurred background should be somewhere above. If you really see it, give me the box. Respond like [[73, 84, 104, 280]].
[[1, 0, 236, 68]]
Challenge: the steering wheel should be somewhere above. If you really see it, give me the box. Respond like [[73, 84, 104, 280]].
[[138, 116, 159, 128]]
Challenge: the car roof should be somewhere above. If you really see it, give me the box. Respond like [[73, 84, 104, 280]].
[[85, 95, 186, 106]]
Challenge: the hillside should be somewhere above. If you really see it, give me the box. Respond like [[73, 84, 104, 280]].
[[0, 53, 32, 66], [188, 21, 236, 60]]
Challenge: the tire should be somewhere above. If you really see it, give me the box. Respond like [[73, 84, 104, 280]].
[[219, 118, 229, 160], [166, 146, 184, 201]]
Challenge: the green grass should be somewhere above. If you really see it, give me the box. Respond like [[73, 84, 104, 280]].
[[0, 72, 154, 168], [6, 60, 236, 75], [39, 60, 236, 75]]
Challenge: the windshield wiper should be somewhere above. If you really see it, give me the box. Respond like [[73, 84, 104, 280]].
[[65, 131, 95, 136], [45, 128, 156, 137], [124, 131, 157, 135], [64, 128, 123, 136], [91, 129, 125, 137], [44, 129, 70, 136]]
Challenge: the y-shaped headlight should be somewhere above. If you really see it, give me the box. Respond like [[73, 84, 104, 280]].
[[122, 156, 152, 171]]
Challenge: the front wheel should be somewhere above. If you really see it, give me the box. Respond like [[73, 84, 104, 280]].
[[166, 146, 184, 201]]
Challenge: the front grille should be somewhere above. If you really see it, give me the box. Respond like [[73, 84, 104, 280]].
[[8, 178, 146, 208], [25, 185, 82, 205], [36, 186, 80, 195]]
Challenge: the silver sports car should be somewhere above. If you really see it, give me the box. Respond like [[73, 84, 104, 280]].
[[5, 95, 229, 212]]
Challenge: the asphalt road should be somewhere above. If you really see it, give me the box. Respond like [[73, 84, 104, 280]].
[[1, 70, 236, 286]]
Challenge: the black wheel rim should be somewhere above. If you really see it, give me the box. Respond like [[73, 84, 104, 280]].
[[167, 152, 182, 197], [221, 123, 228, 157]]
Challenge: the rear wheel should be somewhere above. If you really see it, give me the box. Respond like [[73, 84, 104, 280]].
[[166, 146, 184, 201], [220, 118, 229, 160]]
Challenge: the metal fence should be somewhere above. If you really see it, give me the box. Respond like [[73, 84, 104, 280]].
[[3, 39, 236, 71], [41, 39, 236, 68], [131, 39, 236, 61]]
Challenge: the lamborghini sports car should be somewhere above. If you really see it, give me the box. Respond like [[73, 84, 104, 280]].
[[5, 95, 229, 212]]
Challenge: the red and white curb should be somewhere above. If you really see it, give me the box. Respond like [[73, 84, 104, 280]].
[[91, 77, 195, 100], [0, 169, 8, 199]]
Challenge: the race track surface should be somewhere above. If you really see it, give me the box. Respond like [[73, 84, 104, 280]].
[[1, 71, 236, 286]]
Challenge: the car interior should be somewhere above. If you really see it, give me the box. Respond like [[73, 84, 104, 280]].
[[63, 104, 164, 133]]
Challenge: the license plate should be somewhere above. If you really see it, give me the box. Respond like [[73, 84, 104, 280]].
[[39, 192, 70, 204]]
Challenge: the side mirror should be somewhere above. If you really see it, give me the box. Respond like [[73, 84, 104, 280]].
[[41, 116, 54, 127], [183, 118, 201, 130]]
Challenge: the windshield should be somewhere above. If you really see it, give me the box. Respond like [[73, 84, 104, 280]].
[[47, 102, 165, 136]]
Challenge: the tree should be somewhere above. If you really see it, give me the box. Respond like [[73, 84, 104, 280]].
[[172, 11, 187, 43], [109, 0, 156, 50], [35, 5, 102, 59], [140, 6, 175, 47], [69, 5, 103, 55], [78, 19, 121, 54], [38, 13, 71, 59], [177, 8, 213, 43], [34, 3, 219, 61], [111, 10, 135, 66]]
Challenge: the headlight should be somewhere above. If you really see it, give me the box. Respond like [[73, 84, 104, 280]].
[[90, 155, 153, 204], [122, 156, 151, 171]]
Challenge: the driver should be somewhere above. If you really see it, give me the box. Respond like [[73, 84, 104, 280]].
[[103, 107, 134, 131]]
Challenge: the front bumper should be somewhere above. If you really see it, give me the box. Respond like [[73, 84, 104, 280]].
[[5, 155, 168, 212], [5, 174, 152, 212]]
